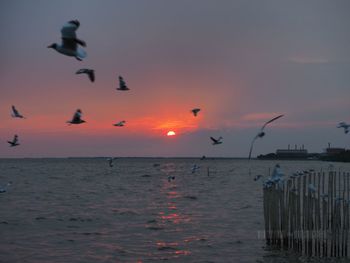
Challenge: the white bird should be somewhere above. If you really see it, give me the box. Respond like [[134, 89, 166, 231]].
[[67, 109, 86, 125], [11, 105, 25, 119], [113, 120, 126, 127], [76, 69, 95, 82], [191, 164, 200, 173], [337, 122, 350, 134], [48, 20, 87, 61], [271, 164, 284, 182], [248, 114, 284, 159], [7, 135, 19, 147], [191, 108, 201, 117], [107, 157, 117, 167], [0, 182, 12, 193], [117, 76, 129, 91], [210, 136, 223, 145]]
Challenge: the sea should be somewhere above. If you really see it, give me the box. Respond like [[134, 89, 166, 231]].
[[1, 158, 350, 263]]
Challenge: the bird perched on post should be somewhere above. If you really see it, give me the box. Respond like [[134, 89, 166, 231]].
[[48, 20, 87, 61]]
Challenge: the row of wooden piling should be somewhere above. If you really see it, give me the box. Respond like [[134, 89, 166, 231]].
[[263, 171, 350, 257]]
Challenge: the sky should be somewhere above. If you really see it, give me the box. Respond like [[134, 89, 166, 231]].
[[0, 0, 349, 158]]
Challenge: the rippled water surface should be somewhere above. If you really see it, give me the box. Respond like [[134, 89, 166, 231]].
[[1, 158, 350, 263]]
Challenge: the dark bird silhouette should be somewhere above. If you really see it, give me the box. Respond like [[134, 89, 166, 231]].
[[76, 69, 95, 82], [337, 122, 349, 134], [11, 105, 25, 118], [191, 108, 201, 117], [113, 120, 126, 127], [248, 114, 284, 159], [107, 157, 117, 167], [48, 20, 87, 61], [210, 136, 223, 145], [117, 76, 129, 91], [7, 134, 20, 147], [67, 109, 86, 125]]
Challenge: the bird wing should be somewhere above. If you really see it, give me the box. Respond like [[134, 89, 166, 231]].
[[13, 135, 18, 144], [261, 114, 284, 131], [89, 70, 95, 82], [61, 20, 84, 50], [61, 20, 79, 39], [76, 69, 88, 74], [12, 105, 19, 115], [210, 137, 218, 143]]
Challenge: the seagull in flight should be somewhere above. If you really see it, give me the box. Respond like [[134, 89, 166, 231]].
[[210, 136, 223, 145], [67, 109, 86, 125], [191, 108, 201, 117], [116, 76, 129, 91], [11, 105, 25, 119], [7, 135, 20, 147], [107, 157, 117, 167], [337, 122, 349, 134], [248, 114, 284, 159], [76, 69, 95, 82], [113, 120, 126, 127], [48, 20, 87, 61]]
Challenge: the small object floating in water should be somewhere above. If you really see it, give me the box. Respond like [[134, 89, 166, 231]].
[[107, 157, 117, 167], [0, 182, 12, 193], [191, 164, 200, 174], [200, 155, 206, 160], [167, 176, 175, 182]]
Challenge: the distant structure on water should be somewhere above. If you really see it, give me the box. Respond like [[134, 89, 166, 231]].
[[258, 144, 313, 160], [258, 143, 350, 162]]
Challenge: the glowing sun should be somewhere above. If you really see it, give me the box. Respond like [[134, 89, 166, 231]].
[[167, 131, 176, 136]]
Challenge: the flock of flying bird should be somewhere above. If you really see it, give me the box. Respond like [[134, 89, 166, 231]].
[[4, 20, 350, 159]]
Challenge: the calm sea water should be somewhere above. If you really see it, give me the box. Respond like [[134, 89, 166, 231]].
[[1, 158, 350, 263]]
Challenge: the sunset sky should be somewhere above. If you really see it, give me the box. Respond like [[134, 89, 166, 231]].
[[0, 0, 349, 157]]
